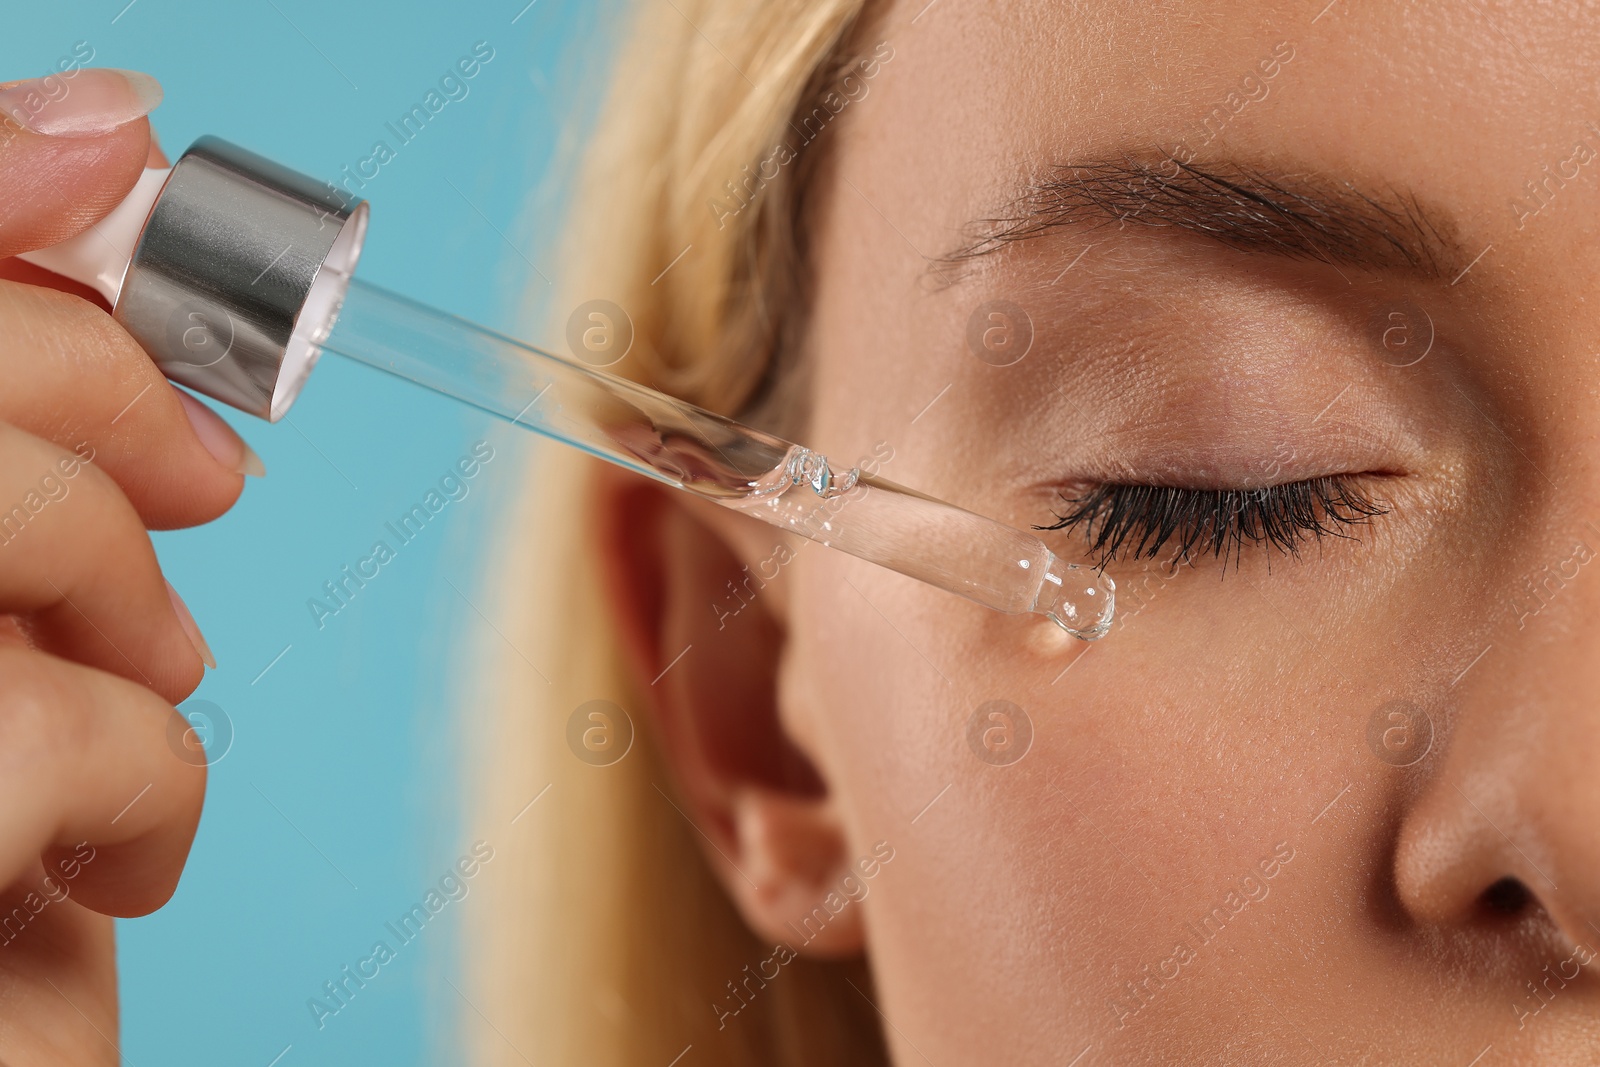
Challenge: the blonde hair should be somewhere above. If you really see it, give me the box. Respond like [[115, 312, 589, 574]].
[[462, 1, 891, 1063]]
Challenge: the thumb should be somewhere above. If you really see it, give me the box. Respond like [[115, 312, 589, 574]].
[[0, 68, 162, 260]]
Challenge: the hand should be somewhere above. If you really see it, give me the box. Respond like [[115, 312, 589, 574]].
[[0, 67, 258, 1064]]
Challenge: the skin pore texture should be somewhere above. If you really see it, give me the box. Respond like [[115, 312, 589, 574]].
[[595, 0, 1600, 1062]]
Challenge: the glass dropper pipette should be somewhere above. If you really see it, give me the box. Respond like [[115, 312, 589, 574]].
[[316, 278, 1115, 641], [15, 135, 1112, 641]]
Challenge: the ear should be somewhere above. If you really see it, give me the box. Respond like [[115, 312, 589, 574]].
[[591, 465, 865, 956]]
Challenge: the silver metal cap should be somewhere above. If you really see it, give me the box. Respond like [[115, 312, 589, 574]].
[[115, 136, 368, 421]]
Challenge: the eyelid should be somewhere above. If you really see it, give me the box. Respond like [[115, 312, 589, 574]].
[[1036, 475, 1390, 569]]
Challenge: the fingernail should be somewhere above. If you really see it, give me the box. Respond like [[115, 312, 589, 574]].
[[166, 581, 216, 670], [0, 68, 162, 138], [176, 389, 265, 477]]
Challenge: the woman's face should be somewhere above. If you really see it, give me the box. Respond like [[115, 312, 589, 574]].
[[783, 0, 1600, 1060]]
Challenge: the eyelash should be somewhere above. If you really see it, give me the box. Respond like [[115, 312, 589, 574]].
[[1035, 476, 1389, 569]]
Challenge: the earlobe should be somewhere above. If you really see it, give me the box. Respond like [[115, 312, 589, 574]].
[[730, 786, 865, 956], [591, 468, 866, 956]]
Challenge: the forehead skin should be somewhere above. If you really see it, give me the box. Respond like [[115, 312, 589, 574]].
[[779, 1, 1600, 1064]]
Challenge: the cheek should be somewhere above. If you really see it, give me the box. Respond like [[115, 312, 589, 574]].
[[782, 537, 1143, 891], [782, 508, 1380, 1043]]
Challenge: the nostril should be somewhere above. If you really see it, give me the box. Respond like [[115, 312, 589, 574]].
[[1480, 876, 1533, 916]]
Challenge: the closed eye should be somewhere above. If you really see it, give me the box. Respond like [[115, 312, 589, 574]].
[[1036, 476, 1389, 570]]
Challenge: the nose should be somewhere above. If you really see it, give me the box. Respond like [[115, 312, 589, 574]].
[[1393, 530, 1600, 951]]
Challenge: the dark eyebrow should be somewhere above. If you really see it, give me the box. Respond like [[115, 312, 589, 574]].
[[936, 154, 1464, 283]]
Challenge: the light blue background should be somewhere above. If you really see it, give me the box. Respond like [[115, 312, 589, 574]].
[[3, 2, 606, 1063]]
